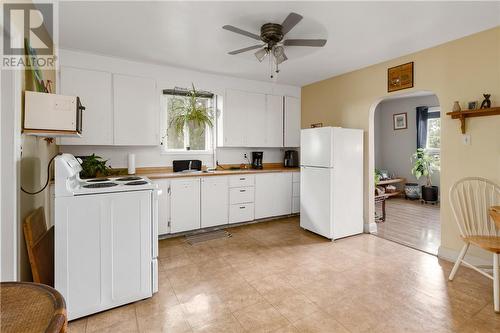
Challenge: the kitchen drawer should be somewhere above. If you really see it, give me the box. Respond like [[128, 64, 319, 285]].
[[292, 172, 300, 183], [292, 197, 300, 214], [229, 175, 255, 188], [292, 182, 300, 197], [229, 203, 255, 223], [230, 187, 255, 204]]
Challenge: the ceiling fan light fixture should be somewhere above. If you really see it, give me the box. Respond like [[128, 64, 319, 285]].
[[255, 48, 267, 62], [273, 46, 287, 64]]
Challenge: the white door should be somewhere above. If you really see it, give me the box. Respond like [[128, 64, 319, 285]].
[[300, 127, 334, 167], [223, 89, 248, 146], [58, 67, 113, 145], [246, 92, 267, 147], [108, 191, 152, 303], [153, 179, 170, 235], [170, 178, 201, 233], [284, 96, 301, 147], [113, 74, 158, 145], [300, 166, 333, 239], [265, 95, 284, 147], [201, 177, 229, 228], [255, 173, 292, 219]]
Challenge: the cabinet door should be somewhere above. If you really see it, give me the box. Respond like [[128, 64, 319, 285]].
[[153, 179, 170, 235], [265, 95, 284, 147], [170, 178, 201, 233], [246, 92, 267, 147], [284, 96, 301, 147], [58, 67, 113, 145], [113, 74, 158, 145], [223, 89, 248, 146], [201, 177, 229, 228], [108, 191, 152, 303], [255, 173, 292, 219]]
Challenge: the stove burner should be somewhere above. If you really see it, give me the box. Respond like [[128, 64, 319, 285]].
[[86, 178, 111, 183], [83, 182, 118, 189], [125, 181, 148, 186], [116, 176, 142, 181]]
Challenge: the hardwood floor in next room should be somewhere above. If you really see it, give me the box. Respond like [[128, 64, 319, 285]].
[[375, 198, 440, 255], [68, 216, 498, 333]]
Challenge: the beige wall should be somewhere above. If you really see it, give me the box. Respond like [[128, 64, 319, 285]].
[[302, 26, 500, 260]]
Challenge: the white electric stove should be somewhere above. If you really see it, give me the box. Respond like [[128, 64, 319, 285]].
[[54, 154, 160, 320]]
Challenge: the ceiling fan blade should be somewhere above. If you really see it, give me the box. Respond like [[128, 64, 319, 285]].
[[222, 25, 261, 41], [228, 44, 264, 55], [281, 12, 303, 35], [284, 39, 327, 47]]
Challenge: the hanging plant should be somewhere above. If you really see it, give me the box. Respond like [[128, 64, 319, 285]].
[[168, 84, 213, 137]]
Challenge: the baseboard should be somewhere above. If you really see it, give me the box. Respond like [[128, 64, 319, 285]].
[[438, 245, 492, 266], [364, 222, 377, 233]]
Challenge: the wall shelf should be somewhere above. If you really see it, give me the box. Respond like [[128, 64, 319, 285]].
[[446, 107, 500, 134]]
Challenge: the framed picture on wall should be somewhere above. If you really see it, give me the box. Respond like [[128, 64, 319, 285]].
[[393, 113, 407, 130], [388, 62, 414, 92]]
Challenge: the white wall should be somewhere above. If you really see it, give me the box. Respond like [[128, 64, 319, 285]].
[[58, 49, 300, 167], [374, 94, 440, 186]]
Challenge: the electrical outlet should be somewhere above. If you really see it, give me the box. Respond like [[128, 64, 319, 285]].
[[462, 134, 471, 145]]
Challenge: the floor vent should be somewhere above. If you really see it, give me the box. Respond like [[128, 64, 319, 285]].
[[185, 229, 231, 245]]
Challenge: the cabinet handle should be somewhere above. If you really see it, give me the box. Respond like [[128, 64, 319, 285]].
[[239, 189, 246, 192], [239, 206, 245, 209], [239, 178, 245, 180]]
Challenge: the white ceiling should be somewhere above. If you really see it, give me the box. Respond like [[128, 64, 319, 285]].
[[59, 1, 500, 87]]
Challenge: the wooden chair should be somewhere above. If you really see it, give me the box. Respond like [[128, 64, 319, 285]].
[[24, 207, 54, 287], [448, 177, 500, 312]]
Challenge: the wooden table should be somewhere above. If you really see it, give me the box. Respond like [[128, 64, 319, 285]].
[[0, 282, 67, 333], [490, 206, 500, 229]]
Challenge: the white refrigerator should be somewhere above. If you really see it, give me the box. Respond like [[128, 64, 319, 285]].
[[300, 127, 364, 240]]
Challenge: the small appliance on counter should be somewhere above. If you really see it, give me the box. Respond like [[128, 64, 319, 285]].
[[173, 159, 202, 172], [251, 152, 263, 169], [284, 150, 299, 168]]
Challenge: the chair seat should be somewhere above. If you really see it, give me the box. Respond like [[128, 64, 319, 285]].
[[464, 236, 500, 253]]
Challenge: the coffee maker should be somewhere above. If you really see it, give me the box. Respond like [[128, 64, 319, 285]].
[[251, 151, 263, 169], [284, 150, 299, 168]]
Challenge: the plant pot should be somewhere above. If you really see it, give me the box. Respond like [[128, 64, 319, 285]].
[[404, 183, 421, 200], [421, 185, 439, 202]]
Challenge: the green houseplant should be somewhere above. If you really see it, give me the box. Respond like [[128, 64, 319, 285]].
[[411, 148, 438, 202], [80, 154, 110, 179], [168, 84, 213, 149]]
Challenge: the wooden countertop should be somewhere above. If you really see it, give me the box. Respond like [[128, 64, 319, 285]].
[[136, 164, 300, 180]]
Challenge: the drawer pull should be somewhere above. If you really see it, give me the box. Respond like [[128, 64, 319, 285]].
[[239, 206, 245, 209], [239, 178, 245, 180], [239, 189, 246, 192]]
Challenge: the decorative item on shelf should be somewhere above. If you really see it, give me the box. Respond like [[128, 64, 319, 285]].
[[480, 94, 491, 109], [388, 62, 414, 92], [411, 148, 438, 203], [379, 169, 390, 180], [393, 112, 407, 130], [385, 185, 397, 193], [467, 101, 478, 110], [310, 123, 323, 128], [374, 169, 382, 185], [452, 101, 461, 112], [404, 183, 421, 200], [79, 154, 111, 179]]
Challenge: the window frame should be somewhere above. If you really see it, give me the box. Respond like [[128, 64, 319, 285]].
[[424, 107, 441, 170]]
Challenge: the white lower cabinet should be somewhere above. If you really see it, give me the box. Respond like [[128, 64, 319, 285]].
[[229, 203, 255, 223], [170, 178, 201, 233], [201, 177, 229, 228], [255, 173, 293, 219], [292, 172, 300, 214], [153, 179, 170, 235]]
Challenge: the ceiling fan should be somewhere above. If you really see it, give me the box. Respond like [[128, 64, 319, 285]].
[[223, 12, 327, 79]]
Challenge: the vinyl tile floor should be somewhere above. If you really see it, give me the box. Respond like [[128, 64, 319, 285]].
[[69, 216, 499, 333]]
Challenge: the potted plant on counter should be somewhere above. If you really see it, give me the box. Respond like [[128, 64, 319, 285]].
[[411, 148, 438, 202], [79, 154, 111, 179]]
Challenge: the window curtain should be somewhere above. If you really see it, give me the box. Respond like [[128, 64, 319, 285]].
[[416, 106, 429, 149]]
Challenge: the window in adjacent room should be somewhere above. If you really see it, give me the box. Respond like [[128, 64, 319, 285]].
[[425, 106, 441, 169], [161, 88, 215, 152]]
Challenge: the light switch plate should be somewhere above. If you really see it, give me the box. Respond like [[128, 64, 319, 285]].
[[462, 134, 471, 145]]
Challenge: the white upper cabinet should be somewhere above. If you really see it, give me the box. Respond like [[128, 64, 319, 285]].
[[265, 95, 284, 147], [113, 74, 158, 146], [284, 96, 301, 147], [221, 90, 287, 148], [58, 67, 113, 145], [222, 89, 249, 146]]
